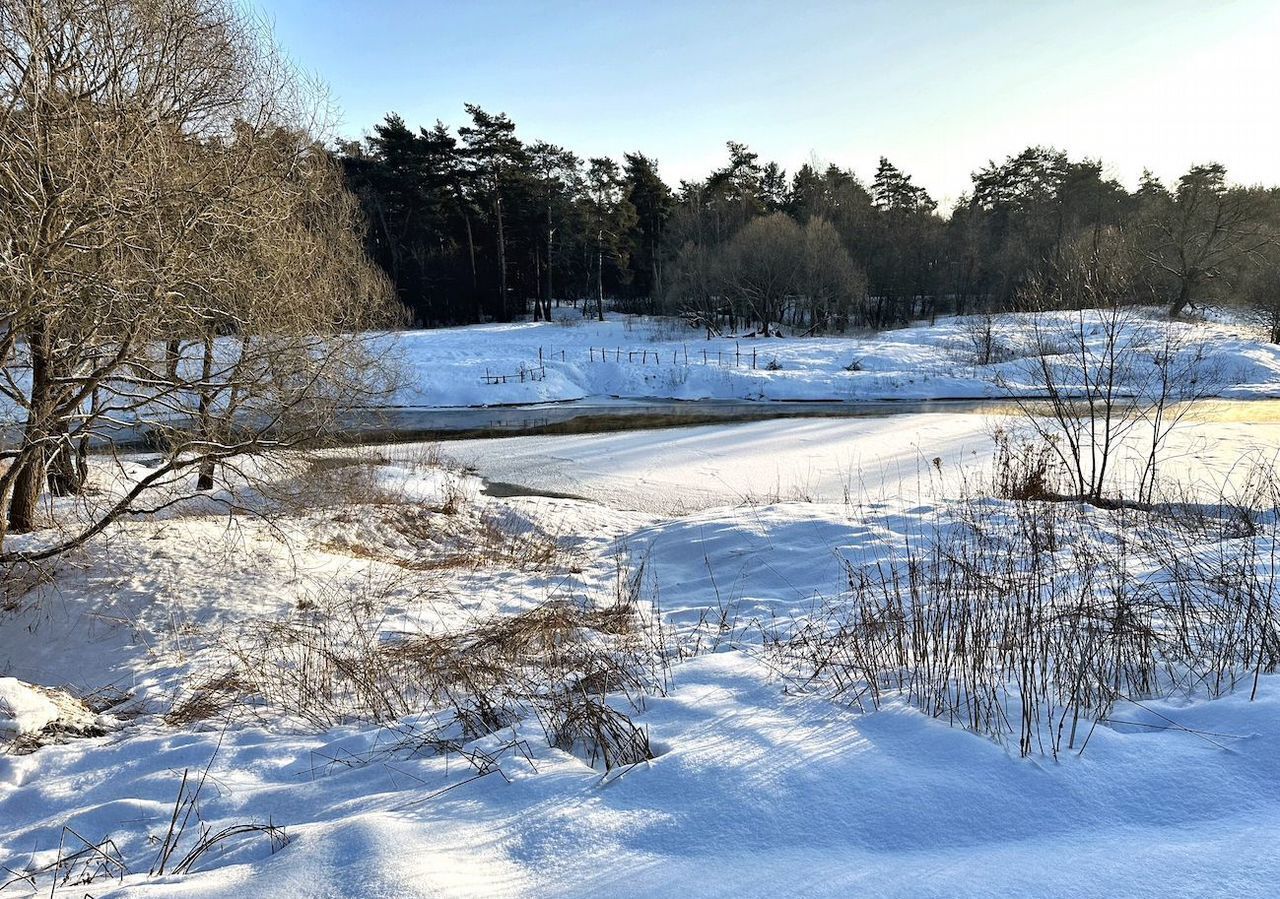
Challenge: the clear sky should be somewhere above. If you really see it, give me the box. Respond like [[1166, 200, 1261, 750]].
[[260, 0, 1280, 208]]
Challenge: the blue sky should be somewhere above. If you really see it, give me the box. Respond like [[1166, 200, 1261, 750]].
[[262, 0, 1280, 207]]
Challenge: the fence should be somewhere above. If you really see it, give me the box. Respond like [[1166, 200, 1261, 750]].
[[482, 362, 547, 385], [483, 342, 765, 387], [583, 342, 759, 368]]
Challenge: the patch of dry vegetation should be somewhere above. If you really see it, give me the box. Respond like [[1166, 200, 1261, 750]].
[[169, 558, 665, 772], [239, 443, 569, 574], [768, 467, 1280, 757]]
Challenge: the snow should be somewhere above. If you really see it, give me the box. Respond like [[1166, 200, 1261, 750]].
[[445, 412, 1280, 513], [4, 311, 1280, 896], [382, 307, 1280, 409], [7, 654, 1278, 898], [0, 679, 60, 736]]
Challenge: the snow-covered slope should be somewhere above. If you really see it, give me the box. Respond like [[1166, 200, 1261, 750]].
[[384, 308, 1280, 408]]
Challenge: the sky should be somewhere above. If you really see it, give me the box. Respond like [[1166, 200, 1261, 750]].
[[260, 0, 1280, 208]]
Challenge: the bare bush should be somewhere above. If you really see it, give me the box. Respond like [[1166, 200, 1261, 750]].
[[769, 472, 1280, 757], [962, 313, 1011, 365], [999, 238, 1217, 505], [990, 426, 1058, 501], [673, 213, 866, 335]]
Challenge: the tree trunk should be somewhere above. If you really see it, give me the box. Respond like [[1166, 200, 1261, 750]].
[[196, 456, 216, 492], [495, 191, 507, 321], [8, 455, 45, 534], [47, 426, 87, 497], [652, 237, 662, 302], [9, 319, 52, 533], [532, 251, 542, 321], [196, 325, 217, 491], [48, 358, 98, 499], [463, 213, 480, 322], [544, 206, 555, 321], [1169, 279, 1191, 318], [596, 233, 606, 322], [165, 337, 181, 380]]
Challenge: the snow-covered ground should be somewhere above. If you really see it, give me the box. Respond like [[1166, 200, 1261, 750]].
[[5, 311, 1280, 897], [386, 307, 1280, 408], [2, 420, 1279, 897]]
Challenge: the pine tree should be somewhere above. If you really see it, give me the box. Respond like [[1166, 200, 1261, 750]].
[[459, 105, 526, 321], [528, 142, 581, 320], [623, 153, 672, 301], [580, 158, 638, 321]]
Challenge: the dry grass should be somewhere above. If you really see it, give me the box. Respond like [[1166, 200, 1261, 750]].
[[266, 452, 410, 512], [990, 427, 1059, 502], [273, 442, 581, 574], [321, 501, 572, 574], [242, 442, 458, 515], [768, 468, 1280, 757], [169, 559, 666, 771], [1, 748, 289, 894], [166, 671, 254, 727], [1, 828, 128, 894]]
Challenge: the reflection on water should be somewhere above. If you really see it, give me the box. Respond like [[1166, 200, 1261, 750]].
[[1173, 399, 1280, 423], [337, 396, 1280, 443], [985, 397, 1280, 424]]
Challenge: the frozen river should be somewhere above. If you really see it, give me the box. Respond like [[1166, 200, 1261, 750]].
[[431, 406, 1280, 514]]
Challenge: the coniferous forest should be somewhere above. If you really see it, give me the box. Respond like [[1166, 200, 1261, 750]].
[[338, 106, 1280, 335]]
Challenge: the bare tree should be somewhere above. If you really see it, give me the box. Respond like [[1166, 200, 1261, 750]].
[[798, 216, 866, 332], [1138, 165, 1274, 317], [715, 213, 804, 336], [0, 0, 397, 559], [579, 157, 636, 322], [711, 213, 864, 335]]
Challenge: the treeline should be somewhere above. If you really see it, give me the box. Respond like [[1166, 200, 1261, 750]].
[[338, 107, 1280, 334]]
